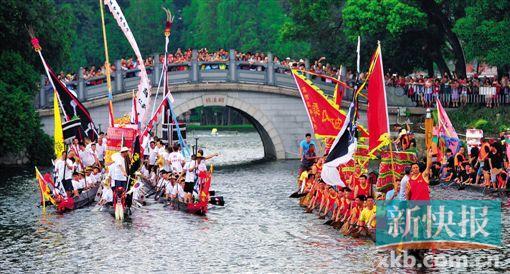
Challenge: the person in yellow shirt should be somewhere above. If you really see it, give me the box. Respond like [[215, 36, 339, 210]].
[[355, 196, 376, 238], [298, 169, 309, 192]]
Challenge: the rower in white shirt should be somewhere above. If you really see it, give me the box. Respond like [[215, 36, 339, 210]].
[[84, 167, 97, 188], [165, 176, 176, 199], [71, 171, 85, 197], [92, 166, 103, 183], [168, 144, 185, 173], [98, 180, 113, 206], [78, 142, 95, 167], [174, 179, 186, 202]]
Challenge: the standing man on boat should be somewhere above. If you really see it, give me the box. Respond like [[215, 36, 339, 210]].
[[298, 133, 316, 161], [96, 137, 106, 167], [148, 140, 158, 171], [406, 149, 432, 201], [183, 154, 197, 203], [110, 147, 129, 191], [55, 151, 74, 198]]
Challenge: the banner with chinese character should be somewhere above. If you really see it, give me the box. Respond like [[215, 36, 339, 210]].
[[291, 70, 346, 138]]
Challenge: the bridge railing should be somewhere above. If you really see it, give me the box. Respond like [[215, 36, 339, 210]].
[[37, 49, 405, 108]]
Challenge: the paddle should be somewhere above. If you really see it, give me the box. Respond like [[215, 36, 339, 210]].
[[209, 196, 224, 206], [323, 220, 334, 225], [289, 190, 300, 198], [290, 192, 308, 198]]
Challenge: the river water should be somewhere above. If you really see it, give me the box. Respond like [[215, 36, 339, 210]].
[[0, 131, 508, 273]]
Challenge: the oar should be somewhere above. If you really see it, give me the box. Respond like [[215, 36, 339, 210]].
[[289, 190, 300, 198], [209, 196, 224, 206], [323, 220, 334, 225], [290, 192, 308, 198]]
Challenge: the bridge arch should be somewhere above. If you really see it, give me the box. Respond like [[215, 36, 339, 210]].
[[173, 94, 285, 160]]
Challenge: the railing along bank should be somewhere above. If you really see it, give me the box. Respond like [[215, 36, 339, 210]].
[[35, 49, 408, 108]]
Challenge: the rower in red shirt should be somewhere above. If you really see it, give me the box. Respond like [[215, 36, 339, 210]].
[[406, 149, 432, 201]]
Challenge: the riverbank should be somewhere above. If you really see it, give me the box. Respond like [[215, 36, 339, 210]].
[[187, 124, 255, 132]]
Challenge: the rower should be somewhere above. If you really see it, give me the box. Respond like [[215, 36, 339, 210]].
[[98, 179, 113, 206], [96, 136, 106, 167], [79, 142, 95, 167], [92, 165, 102, 183], [354, 174, 371, 198], [71, 171, 85, 197], [175, 177, 186, 202], [164, 173, 176, 200], [84, 167, 96, 189], [157, 170, 170, 195], [355, 196, 377, 237]]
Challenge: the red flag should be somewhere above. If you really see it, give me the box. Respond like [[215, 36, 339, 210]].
[[334, 82, 344, 107], [367, 44, 390, 155], [291, 70, 346, 138]]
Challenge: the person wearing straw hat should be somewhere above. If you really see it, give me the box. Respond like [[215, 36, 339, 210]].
[[84, 167, 96, 189]]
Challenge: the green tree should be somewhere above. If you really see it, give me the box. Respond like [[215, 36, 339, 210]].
[[453, 0, 510, 73], [125, 0, 173, 55], [281, 0, 353, 68], [0, 0, 75, 71], [342, 0, 469, 77], [0, 0, 72, 164], [342, 0, 433, 75], [0, 51, 51, 164]]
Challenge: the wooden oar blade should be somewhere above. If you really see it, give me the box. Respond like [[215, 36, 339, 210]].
[[209, 196, 225, 206]]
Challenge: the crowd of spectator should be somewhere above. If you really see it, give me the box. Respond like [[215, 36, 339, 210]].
[[54, 48, 509, 107], [385, 73, 510, 108]]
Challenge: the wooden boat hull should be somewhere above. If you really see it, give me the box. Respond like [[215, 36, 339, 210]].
[[56, 186, 99, 213], [174, 200, 208, 216]]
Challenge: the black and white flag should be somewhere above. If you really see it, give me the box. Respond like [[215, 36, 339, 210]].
[[321, 102, 357, 187]]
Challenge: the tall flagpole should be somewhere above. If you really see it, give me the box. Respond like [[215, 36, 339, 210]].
[[356, 36, 361, 75], [99, 0, 115, 127]]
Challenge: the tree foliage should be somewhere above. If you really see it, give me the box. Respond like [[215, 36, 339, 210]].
[[180, 0, 308, 58], [0, 1, 72, 164], [281, 0, 351, 68], [453, 0, 510, 71], [0, 52, 42, 158]]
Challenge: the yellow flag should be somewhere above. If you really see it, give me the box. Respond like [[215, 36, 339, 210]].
[[53, 92, 64, 158]]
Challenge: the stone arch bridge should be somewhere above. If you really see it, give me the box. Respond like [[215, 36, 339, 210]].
[[37, 49, 416, 159]]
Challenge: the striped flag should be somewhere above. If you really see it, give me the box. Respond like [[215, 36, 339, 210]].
[[320, 103, 357, 187], [436, 98, 460, 154]]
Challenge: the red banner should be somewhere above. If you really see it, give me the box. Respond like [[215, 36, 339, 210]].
[[377, 151, 417, 191], [292, 70, 346, 138], [367, 45, 390, 155], [106, 127, 138, 152]]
